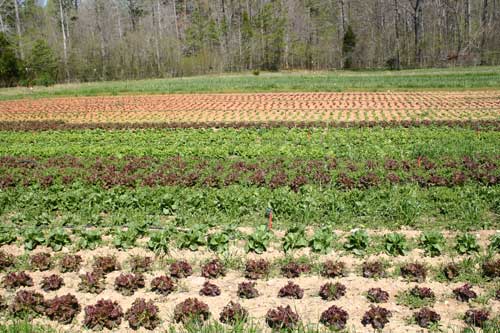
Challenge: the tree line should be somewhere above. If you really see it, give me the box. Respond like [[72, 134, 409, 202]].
[[0, 0, 499, 86]]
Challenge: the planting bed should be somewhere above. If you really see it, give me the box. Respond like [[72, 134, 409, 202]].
[[0, 227, 499, 332], [0, 87, 499, 332], [0, 91, 499, 129]]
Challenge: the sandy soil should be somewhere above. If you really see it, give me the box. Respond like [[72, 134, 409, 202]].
[[0, 228, 499, 333]]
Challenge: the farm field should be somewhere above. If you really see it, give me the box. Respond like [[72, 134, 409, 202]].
[[0, 69, 499, 333], [0, 91, 499, 129]]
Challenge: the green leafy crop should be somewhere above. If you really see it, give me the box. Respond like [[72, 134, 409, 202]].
[[419, 231, 445, 257], [455, 233, 480, 255], [344, 230, 370, 256], [384, 233, 409, 256], [282, 225, 308, 253], [246, 225, 272, 254]]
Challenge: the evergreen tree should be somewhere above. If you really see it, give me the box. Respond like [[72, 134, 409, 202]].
[[0, 32, 21, 87], [342, 25, 356, 69], [26, 39, 58, 86]]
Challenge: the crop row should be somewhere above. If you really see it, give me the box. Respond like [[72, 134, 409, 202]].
[[0, 155, 498, 190], [1, 224, 499, 258], [0, 253, 499, 331], [2, 127, 498, 161], [2, 184, 498, 231], [1, 119, 500, 131]]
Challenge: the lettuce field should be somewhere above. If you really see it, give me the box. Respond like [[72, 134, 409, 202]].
[[0, 75, 499, 332]]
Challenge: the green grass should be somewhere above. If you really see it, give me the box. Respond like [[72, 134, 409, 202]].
[[0, 321, 56, 333], [1, 66, 500, 100]]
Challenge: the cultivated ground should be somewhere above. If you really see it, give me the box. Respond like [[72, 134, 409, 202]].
[[0, 67, 499, 332], [0, 91, 499, 125]]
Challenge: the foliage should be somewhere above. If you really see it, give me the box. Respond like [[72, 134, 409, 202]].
[[173, 298, 210, 324], [45, 294, 81, 324], [344, 230, 370, 256], [244, 259, 270, 280], [0, 33, 20, 87], [319, 282, 346, 301], [23, 228, 45, 251], [400, 263, 427, 282], [414, 308, 441, 328], [170, 260, 193, 279], [319, 305, 349, 330], [219, 301, 248, 325], [281, 261, 311, 278], [397, 287, 435, 309], [125, 298, 160, 330], [366, 288, 389, 303], [361, 306, 392, 330], [59, 254, 82, 273], [112, 228, 138, 250], [245, 225, 272, 254], [0, 251, 15, 270], [443, 262, 460, 280], [419, 231, 446, 257], [114, 273, 145, 296], [199, 281, 221, 297], [207, 230, 230, 253], [321, 260, 346, 278], [46, 228, 71, 251], [0, 227, 17, 246], [453, 283, 477, 302], [342, 25, 357, 69], [148, 229, 170, 253], [151, 275, 175, 295], [237, 281, 259, 299], [78, 272, 105, 294], [9, 290, 45, 318], [25, 39, 58, 87], [482, 259, 500, 278], [76, 229, 102, 250], [2, 272, 33, 290], [362, 261, 386, 279], [83, 299, 123, 330], [455, 233, 480, 254], [489, 233, 500, 252], [178, 225, 207, 251], [384, 233, 409, 256], [30, 253, 52, 271], [40, 274, 64, 292], [309, 226, 335, 253], [265, 305, 300, 330], [278, 281, 304, 299], [201, 259, 226, 279], [464, 309, 490, 327], [129, 256, 153, 273], [93, 256, 120, 274], [283, 225, 308, 253]]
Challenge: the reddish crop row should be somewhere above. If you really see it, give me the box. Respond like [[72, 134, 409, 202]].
[[1, 119, 500, 131], [0, 155, 498, 190]]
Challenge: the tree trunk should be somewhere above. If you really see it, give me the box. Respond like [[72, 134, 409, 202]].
[[95, 0, 107, 80], [338, 0, 347, 68], [393, 0, 401, 69], [172, 0, 179, 40], [464, 0, 470, 46], [13, 0, 23, 59], [59, 0, 70, 81], [480, 0, 489, 65], [0, 13, 5, 33], [152, 1, 161, 75], [410, 0, 424, 67]]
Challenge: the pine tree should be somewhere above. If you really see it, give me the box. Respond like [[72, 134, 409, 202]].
[[0, 32, 21, 87], [342, 25, 356, 69], [26, 39, 58, 86]]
